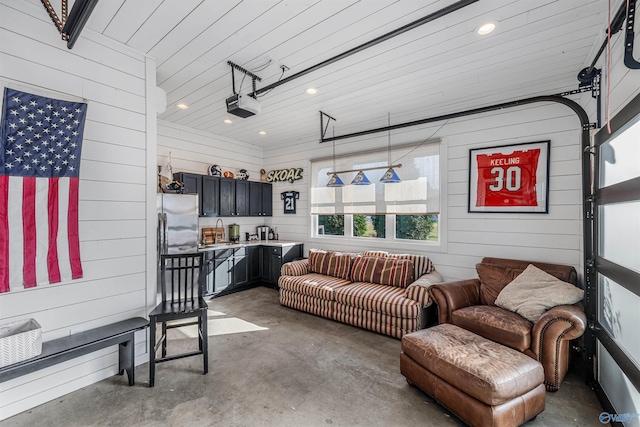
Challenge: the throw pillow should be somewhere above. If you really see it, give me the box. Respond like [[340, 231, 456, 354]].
[[350, 256, 415, 288], [495, 264, 584, 322], [476, 263, 525, 305], [308, 249, 352, 280], [388, 253, 434, 276]]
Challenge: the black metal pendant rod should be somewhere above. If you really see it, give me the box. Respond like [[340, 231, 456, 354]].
[[320, 111, 336, 140], [249, 0, 479, 97], [320, 94, 590, 143]]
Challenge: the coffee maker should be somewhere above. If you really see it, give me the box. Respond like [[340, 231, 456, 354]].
[[257, 226, 269, 241]]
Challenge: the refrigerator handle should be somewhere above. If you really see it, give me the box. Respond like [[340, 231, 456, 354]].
[[162, 213, 168, 253], [157, 213, 163, 258]]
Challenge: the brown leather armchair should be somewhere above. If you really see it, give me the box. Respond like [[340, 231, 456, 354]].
[[428, 257, 587, 391]]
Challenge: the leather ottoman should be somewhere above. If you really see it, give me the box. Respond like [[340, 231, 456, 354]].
[[400, 324, 545, 427]]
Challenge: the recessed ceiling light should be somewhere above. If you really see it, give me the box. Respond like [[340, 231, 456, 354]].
[[224, 118, 233, 124], [476, 21, 497, 36], [259, 131, 267, 135], [306, 88, 318, 95], [177, 103, 189, 110]]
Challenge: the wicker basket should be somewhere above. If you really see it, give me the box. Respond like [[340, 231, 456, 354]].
[[0, 318, 42, 368]]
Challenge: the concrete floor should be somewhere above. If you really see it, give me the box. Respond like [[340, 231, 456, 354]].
[[1, 287, 604, 427]]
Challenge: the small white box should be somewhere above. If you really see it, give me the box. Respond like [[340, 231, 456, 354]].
[[0, 318, 42, 368]]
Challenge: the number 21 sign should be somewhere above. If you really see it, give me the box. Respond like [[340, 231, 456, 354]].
[[468, 141, 550, 213]]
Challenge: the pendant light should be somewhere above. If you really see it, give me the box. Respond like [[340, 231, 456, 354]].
[[327, 173, 345, 187], [327, 129, 345, 187], [380, 167, 401, 183], [326, 114, 402, 185], [380, 113, 401, 184], [351, 170, 371, 185]]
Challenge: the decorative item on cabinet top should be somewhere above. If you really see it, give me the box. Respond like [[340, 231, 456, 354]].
[[208, 164, 249, 180], [164, 180, 185, 194], [236, 169, 249, 180]]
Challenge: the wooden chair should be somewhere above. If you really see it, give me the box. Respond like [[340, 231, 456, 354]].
[[149, 252, 208, 387]]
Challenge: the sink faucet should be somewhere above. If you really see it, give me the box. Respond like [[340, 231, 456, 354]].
[[215, 218, 225, 243]]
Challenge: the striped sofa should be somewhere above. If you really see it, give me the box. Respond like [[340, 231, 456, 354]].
[[278, 250, 443, 339]]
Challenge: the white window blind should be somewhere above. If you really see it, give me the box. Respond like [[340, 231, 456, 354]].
[[310, 141, 440, 215]]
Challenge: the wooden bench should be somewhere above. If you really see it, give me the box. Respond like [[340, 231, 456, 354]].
[[0, 317, 148, 385]]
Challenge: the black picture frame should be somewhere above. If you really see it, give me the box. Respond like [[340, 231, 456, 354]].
[[468, 140, 550, 213]]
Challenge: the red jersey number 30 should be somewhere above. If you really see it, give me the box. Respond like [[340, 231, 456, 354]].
[[476, 149, 540, 207]]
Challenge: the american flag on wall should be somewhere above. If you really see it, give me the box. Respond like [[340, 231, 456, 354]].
[[0, 88, 87, 293]]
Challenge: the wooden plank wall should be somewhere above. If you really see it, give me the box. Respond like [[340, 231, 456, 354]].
[[0, 1, 152, 419]]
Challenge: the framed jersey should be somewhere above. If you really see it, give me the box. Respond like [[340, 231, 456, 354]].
[[468, 141, 550, 213], [281, 191, 300, 214]]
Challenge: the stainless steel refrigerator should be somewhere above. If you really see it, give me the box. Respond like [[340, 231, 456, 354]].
[[157, 193, 199, 256]]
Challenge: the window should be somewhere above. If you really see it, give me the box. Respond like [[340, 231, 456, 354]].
[[318, 214, 344, 236], [310, 141, 440, 243], [354, 214, 385, 238], [396, 214, 438, 241]]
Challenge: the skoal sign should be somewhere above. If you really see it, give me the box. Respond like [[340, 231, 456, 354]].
[[266, 168, 303, 183]]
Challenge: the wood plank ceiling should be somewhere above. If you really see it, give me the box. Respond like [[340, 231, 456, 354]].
[[47, 1, 614, 148]]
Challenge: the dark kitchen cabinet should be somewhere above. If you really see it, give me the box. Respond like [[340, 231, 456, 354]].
[[173, 172, 201, 195], [205, 247, 249, 296], [201, 176, 219, 217], [260, 247, 280, 286], [172, 171, 260, 218], [235, 180, 249, 216], [247, 245, 261, 284], [233, 246, 249, 288], [262, 183, 272, 216], [219, 178, 234, 217], [213, 248, 233, 294], [249, 182, 273, 217], [219, 178, 250, 217], [204, 243, 303, 296], [249, 182, 261, 216], [260, 244, 303, 288]]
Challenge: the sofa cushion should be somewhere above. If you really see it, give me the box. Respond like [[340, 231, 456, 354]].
[[334, 282, 421, 318], [363, 250, 389, 257], [279, 289, 333, 319], [350, 256, 415, 288], [476, 263, 525, 306], [333, 304, 419, 339], [278, 273, 351, 301], [451, 305, 533, 352], [495, 264, 585, 322], [388, 253, 434, 276], [308, 249, 352, 280]]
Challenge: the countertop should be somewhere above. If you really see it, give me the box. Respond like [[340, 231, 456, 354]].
[[197, 240, 302, 251]]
